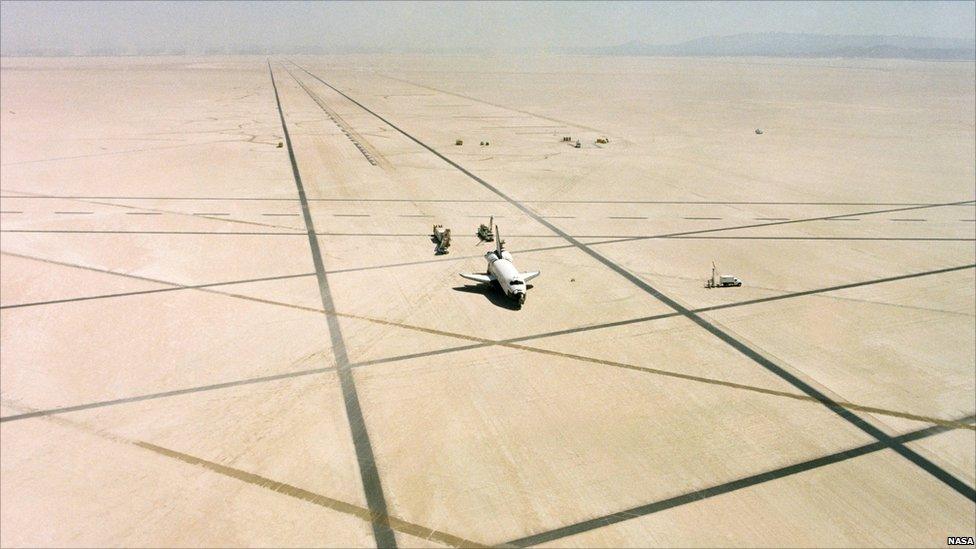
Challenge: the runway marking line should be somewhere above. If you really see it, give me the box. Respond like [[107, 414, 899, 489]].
[[503, 415, 976, 547], [270, 61, 397, 548], [138, 441, 488, 548], [4, 248, 972, 435], [0, 187, 299, 231], [1, 228, 973, 243], [4, 195, 973, 207], [0, 399, 484, 548], [2, 250, 972, 434]]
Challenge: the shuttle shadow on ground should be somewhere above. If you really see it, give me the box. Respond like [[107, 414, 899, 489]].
[[452, 283, 533, 310]]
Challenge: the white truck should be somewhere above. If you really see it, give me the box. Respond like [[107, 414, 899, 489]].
[[718, 275, 742, 287]]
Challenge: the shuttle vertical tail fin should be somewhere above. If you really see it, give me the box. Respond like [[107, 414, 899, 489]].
[[495, 225, 503, 254]]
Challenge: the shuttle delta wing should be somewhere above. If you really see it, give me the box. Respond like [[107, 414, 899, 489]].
[[460, 273, 494, 283]]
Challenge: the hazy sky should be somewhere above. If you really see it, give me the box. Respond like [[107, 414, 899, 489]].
[[2, 1, 974, 53]]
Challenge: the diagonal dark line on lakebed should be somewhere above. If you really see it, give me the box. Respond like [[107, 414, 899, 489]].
[[503, 416, 976, 547], [270, 61, 397, 548], [0, 366, 339, 423], [0, 258, 969, 434]]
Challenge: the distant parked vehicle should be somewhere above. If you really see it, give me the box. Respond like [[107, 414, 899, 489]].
[[718, 275, 742, 287], [705, 262, 742, 288]]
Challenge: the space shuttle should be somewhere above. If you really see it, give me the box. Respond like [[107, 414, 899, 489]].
[[460, 226, 540, 307]]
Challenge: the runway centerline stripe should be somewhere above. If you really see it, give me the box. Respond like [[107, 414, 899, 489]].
[[503, 416, 976, 547], [269, 61, 397, 549], [290, 60, 976, 504]]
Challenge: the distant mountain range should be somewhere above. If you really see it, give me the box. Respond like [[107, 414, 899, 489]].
[[4, 32, 974, 59], [565, 33, 976, 60]]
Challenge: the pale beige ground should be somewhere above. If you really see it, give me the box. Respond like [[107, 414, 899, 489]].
[[0, 55, 974, 548]]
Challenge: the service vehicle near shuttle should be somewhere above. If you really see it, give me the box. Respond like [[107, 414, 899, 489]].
[[719, 275, 742, 287]]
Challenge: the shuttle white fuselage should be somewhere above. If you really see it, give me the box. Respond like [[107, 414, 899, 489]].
[[459, 226, 539, 307]]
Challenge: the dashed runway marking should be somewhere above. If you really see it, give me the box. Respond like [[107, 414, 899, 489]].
[[3, 195, 970, 206]]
